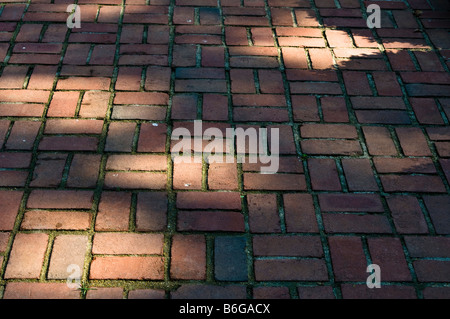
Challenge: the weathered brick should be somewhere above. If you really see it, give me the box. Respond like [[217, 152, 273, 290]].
[[92, 233, 164, 255], [48, 235, 89, 279], [5, 233, 48, 279], [95, 192, 131, 231], [90, 256, 164, 280], [177, 211, 245, 232], [328, 236, 367, 281], [3, 283, 80, 299], [27, 190, 93, 209], [21, 211, 91, 230], [248, 194, 281, 233], [254, 259, 328, 281], [386, 196, 428, 234], [215, 236, 248, 281]]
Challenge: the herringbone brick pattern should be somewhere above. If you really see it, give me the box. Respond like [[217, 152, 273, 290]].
[[0, 0, 449, 299]]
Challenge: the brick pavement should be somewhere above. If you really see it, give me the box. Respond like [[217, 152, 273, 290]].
[[0, 0, 449, 299]]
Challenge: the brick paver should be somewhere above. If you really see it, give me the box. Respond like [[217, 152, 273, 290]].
[[0, 0, 449, 300]]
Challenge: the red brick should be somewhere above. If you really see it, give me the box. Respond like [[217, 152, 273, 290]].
[[6, 121, 41, 150], [342, 71, 372, 96], [254, 259, 328, 281], [230, 56, 279, 68], [86, 288, 124, 300], [171, 94, 197, 120], [367, 237, 411, 281], [136, 192, 168, 231], [323, 214, 392, 233], [380, 175, 446, 193], [253, 235, 323, 257], [271, 7, 294, 26], [0, 191, 23, 231], [423, 287, 450, 299], [27, 65, 57, 90], [244, 173, 306, 191], [48, 235, 89, 279], [79, 91, 111, 118], [233, 94, 286, 107], [105, 122, 136, 152], [173, 162, 203, 190], [146, 67, 171, 91], [328, 236, 367, 281], [309, 48, 334, 69], [290, 82, 342, 95], [95, 192, 130, 231], [342, 158, 378, 191], [177, 191, 241, 210], [47, 91, 80, 117], [283, 194, 318, 233], [0, 170, 28, 187], [30, 154, 67, 188], [128, 289, 165, 299], [90, 256, 164, 280], [405, 236, 450, 258], [374, 157, 435, 174], [3, 283, 80, 299], [319, 193, 384, 212], [297, 286, 335, 300], [67, 154, 101, 188], [0, 152, 31, 169], [202, 46, 225, 67], [301, 140, 362, 156], [0, 232, 10, 252], [92, 233, 164, 255], [0, 90, 50, 103], [39, 136, 98, 151], [341, 284, 417, 299], [115, 67, 141, 90], [177, 210, 245, 232], [105, 171, 166, 189], [21, 211, 91, 230], [208, 162, 238, 190], [5, 233, 48, 279], [137, 123, 167, 153], [171, 285, 246, 299], [308, 158, 341, 191], [56, 77, 111, 90], [295, 9, 319, 26], [248, 194, 281, 233], [282, 47, 308, 69], [387, 196, 428, 234], [230, 69, 255, 93], [106, 154, 167, 171], [27, 190, 93, 209], [203, 94, 229, 121], [170, 234, 206, 280], [0, 65, 28, 88], [386, 49, 416, 71], [254, 287, 291, 299], [362, 126, 397, 156], [372, 72, 403, 96], [321, 96, 349, 122], [423, 196, 450, 234], [292, 95, 319, 121], [414, 260, 450, 282], [0, 120, 11, 145], [114, 92, 169, 106], [46, 119, 104, 134], [258, 70, 285, 93]]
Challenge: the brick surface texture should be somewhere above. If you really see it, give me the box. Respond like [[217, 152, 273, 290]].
[[0, 0, 449, 300]]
